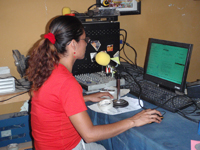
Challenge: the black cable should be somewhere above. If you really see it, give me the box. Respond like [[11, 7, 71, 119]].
[[119, 66, 146, 110], [125, 42, 138, 68], [175, 97, 200, 123], [121, 69, 198, 117], [71, 10, 79, 14], [120, 64, 168, 111], [151, 94, 199, 122], [122, 48, 135, 66], [0, 91, 28, 103], [120, 56, 135, 69], [120, 58, 143, 82], [120, 65, 199, 122], [152, 95, 186, 111], [172, 96, 197, 113], [119, 63, 143, 107], [120, 29, 138, 69], [120, 29, 127, 51], [119, 30, 198, 120], [87, 3, 104, 11], [120, 59, 143, 78], [119, 33, 132, 66], [177, 110, 199, 123]]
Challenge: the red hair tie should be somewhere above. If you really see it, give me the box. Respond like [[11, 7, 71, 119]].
[[44, 33, 56, 44]]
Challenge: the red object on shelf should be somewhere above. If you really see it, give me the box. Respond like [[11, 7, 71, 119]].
[[65, 13, 75, 16]]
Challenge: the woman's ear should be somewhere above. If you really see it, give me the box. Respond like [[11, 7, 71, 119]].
[[71, 39, 77, 50]]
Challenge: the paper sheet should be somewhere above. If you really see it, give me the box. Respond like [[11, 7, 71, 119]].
[[88, 96, 143, 115], [20, 100, 29, 112]]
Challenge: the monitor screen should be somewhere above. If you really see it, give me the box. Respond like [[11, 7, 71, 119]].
[[143, 38, 193, 93]]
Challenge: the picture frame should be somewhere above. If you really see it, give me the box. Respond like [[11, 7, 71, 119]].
[[96, 0, 141, 15]]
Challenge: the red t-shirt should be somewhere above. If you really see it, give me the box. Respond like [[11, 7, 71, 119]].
[[31, 63, 87, 150]]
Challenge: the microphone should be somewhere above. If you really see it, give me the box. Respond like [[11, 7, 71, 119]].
[[95, 51, 123, 71], [95, 51, 111, 66], [95, 51, 128, 108], [95, 51, 119, 67]]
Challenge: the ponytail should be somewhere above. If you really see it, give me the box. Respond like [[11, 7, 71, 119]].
[[26, 39, 59, 91], [26, 15, 84, 91]]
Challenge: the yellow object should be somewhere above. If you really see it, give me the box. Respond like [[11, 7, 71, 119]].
[[62, 7, 71, 15], [103, 0, 109, 7], [95, 51, 110, 66], [111, 57, 120, 64]]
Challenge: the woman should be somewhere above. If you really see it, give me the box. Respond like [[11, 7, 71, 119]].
[[27, 15, 162, 150]]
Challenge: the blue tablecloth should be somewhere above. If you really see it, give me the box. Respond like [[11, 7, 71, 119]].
[[86, 93, 200, 150]]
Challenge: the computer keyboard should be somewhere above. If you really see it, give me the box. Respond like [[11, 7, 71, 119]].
[[124, 81, 194, 112]]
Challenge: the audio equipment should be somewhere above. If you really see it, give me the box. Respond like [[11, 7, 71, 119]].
[[95, 52, 128, 108], [72, 21, 120, 75], [75, 72, 125, 91]]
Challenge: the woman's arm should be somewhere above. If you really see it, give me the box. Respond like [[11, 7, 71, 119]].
[[69, 109, 162, 143], [83, 92, 114, 102]]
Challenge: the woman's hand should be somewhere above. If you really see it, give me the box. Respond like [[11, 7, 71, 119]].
[[83, 92, 114, 102], [129, 109, 162, 127]]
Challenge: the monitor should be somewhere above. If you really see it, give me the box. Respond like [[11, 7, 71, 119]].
[[143, 38, 193, 93]]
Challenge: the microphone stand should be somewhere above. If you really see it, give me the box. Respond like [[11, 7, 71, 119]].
[[113, 71, 129, 108]]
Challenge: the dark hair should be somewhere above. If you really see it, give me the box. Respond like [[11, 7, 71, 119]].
[[26, 16, 84, 91]]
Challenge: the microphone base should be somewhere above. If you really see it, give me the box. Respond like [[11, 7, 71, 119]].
[[113, 99, 129, 108]]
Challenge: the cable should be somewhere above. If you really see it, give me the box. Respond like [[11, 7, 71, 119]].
[[122, 48, 135, 66], [119, 62, 145, 110], [177, 110, 199, 123], [87, 3, 104, 12], [120, 29, 127, 51], [119, 65, 146, 110], [176, 97, 200, 123], [120, 64, 199, 122], [120, 56, 135, 68], [125, 42, 138, 68], [120, 34, 137, 67], [120, 29, 138, 69], [0, 91, 29, 103], [71, 10, 79, 14], [120, 58, 143, 82], [120, 34, 125, 52], [120, 65, 199, 120]]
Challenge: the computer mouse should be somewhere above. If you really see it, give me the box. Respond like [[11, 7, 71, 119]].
[[149, 113, 163, 124], [151, 113, 163, 119], [157, 114, 164, 120]]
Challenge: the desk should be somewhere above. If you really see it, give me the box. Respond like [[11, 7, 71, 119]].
[[0, 90, 30, 115], [0, 90, 32, 148], [0, 141, 33, 150], [86, 93, 200, 150]]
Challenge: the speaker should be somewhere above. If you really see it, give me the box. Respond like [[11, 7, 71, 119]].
[[72, 21, 120, 75], [187, 80, 200, 98]]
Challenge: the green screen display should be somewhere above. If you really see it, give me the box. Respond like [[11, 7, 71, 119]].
[[146, 43, 188, 85]]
